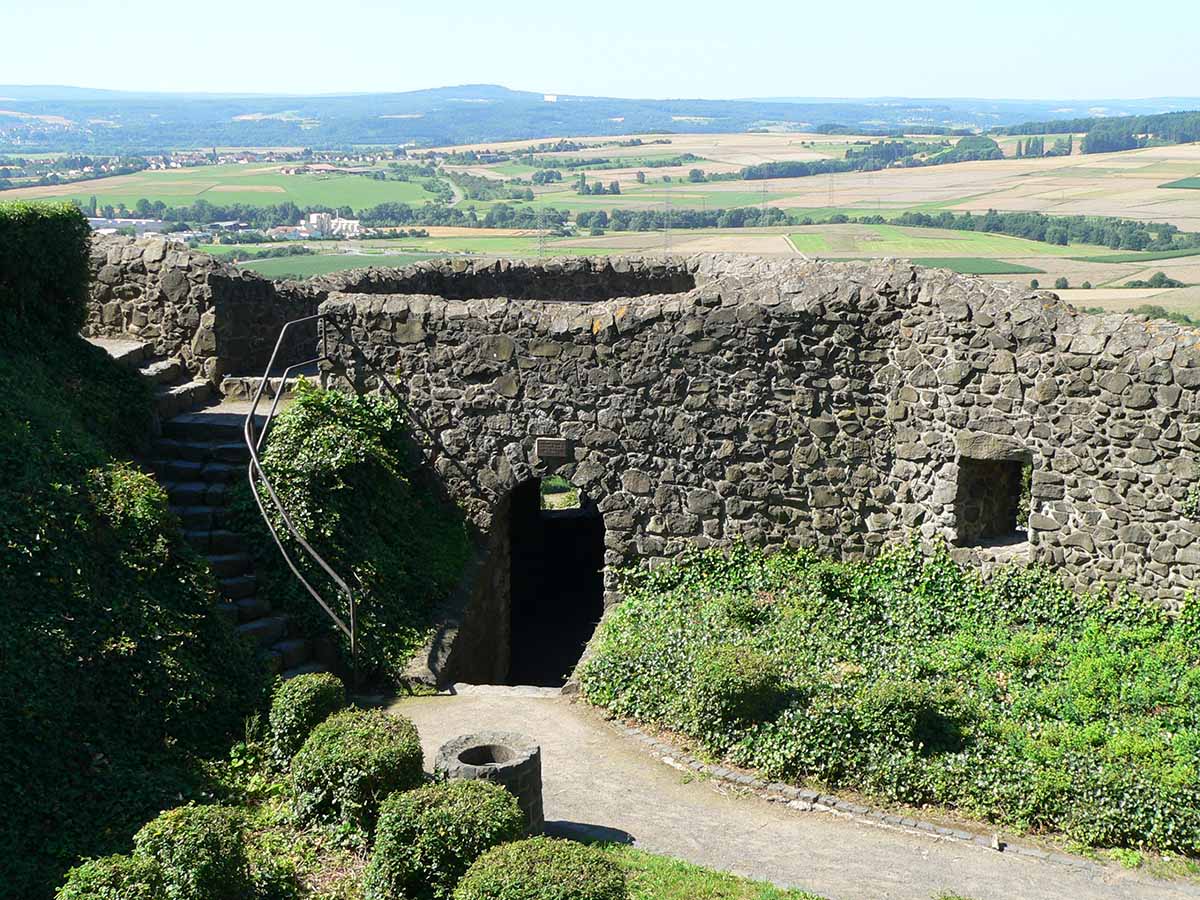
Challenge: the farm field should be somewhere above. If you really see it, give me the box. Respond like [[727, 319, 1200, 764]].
[[204, 222, 1198, 317], [0, 162, 442, 208]]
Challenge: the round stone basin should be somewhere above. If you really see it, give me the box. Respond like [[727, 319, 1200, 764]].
[[436, 730, 544, 834]]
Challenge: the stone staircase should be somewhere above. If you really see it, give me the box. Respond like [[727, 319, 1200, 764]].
[[90, 337, 327, 680]]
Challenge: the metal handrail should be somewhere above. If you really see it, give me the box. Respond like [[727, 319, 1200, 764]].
[[243, 311, 409, 682]]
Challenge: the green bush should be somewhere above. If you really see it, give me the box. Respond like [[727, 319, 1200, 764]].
[[268, 672, 347, 767], [291, 708, 424, 830], [686, 642, 783, 753], [0, 336, 265, 898], [132, 805, 249, 900], [0, 201, 91, 337], [55, 855, 162, 900], [363, 780, 525, 900], [580, 541, 1200, 854], [230, 380, 471, 682], [454, 838, 628, 900]]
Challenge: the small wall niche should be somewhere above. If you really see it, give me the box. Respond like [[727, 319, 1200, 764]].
[[954, 457, 1028, 546]]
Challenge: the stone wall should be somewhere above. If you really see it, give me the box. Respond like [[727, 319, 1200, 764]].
[[84, 235, 319, 385], [319, 254, 1200, 611]]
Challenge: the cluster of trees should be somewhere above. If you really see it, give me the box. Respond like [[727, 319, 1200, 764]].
[[531, 169, 562, 184], [448, 171, 533, 201], [925, 135, 1003, 163], [1127, 271, 1186, 289], [592, 205, 790, 231], [1014, 135, 1072, 158], [995, 111, 1200, 154], [575, 174, 620, 195], [742, 139, 951, 180], [892, 209, 1200, 251]]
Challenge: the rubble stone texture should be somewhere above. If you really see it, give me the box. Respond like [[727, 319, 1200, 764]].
[[82, 239, 1200, 610]]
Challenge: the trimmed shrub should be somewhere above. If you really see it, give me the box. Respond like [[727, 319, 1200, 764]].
[[268, 672, 346, 767], [0, 201, 91, 337], [55, 855, 162, 900], [454, 837, 628, 900], [132, 805, 249, 900], [291, 708, 424, 830], [686, 642, 783, 753], [363, 780, 525, 900]]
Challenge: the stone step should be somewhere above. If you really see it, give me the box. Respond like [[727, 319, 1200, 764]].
[[87, 336, 152, 368], [281, 661, 328, 680], [162, 410, 247, 443], [207, 552, 252, 579], [237, 614, 289, 648], [151, 459, 240, 484], [220, 574, 256, 600], [221, 374, 306, 403], [236, 595, 271, 622], [171, 504, 231, 530], [162, 480, 228, 507], [140, 358, 183, 385], [271, 637, 312, 669], [187, 531, 249, 558], [152, 438, 249, 465], [155, 381, 214, 420]]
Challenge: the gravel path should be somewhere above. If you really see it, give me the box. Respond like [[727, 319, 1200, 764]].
[[389, 687, 1200, 900]]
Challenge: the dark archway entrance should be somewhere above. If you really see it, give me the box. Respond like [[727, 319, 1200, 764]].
[[506, 478, 605, 687]]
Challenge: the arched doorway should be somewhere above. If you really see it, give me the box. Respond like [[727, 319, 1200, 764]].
[[505, 478, 605, 687]]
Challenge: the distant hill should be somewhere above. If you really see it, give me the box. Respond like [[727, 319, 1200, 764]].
[[2, 84, 1198, 153]]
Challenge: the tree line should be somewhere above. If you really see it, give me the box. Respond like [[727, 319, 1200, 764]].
[[994, 110, 1200, 153]]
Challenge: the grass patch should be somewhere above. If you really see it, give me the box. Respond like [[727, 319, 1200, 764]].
[[599, 845, 820, 899], [237, 252, 439, 278], [580, 541, 1200, 856], [4, 163, 444, 209], [1067, 248, 1200, 263], [1159, 178, 1200, 189], [908, 257, 1045, 275]]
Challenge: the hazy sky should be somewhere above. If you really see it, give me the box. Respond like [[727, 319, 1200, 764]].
[[2, 0, 1196, 99]]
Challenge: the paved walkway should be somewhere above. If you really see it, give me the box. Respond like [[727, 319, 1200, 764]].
[[390, 687, 1200, 900]]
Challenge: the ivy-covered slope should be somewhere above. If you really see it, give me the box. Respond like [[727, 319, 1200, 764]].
[[0, 202, 267, 898], [581, 542, 1200, 855], [231, 380, 471, 682]]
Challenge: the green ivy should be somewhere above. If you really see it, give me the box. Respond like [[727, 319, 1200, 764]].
[[230, 380, 471, 682], [580, 540, 1200, 854], [1, 336, 266, 898]]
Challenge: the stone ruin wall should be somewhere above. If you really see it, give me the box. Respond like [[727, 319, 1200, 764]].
[[83, 235, 320, 386], [319, 254, 1200, 611]]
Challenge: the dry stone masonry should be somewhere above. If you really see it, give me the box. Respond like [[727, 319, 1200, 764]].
[[316, 254, 1200, 612], [84, 235, 320, 387]]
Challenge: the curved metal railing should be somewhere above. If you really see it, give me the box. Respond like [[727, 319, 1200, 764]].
[[243, 312, 408, 682]]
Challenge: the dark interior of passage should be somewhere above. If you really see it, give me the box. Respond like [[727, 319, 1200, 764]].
[[506, 478, 605, 687], [954, 457, 1027, 546]]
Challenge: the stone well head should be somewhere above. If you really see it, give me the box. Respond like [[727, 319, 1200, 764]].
[[436, 730, 544, 834]]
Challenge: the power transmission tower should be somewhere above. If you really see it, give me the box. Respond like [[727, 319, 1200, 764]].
[[663, 195, 672, 254], [536, 208, 547, 257]]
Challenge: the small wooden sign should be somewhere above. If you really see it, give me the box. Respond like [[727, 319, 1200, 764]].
[[535, 437, 569, 459]]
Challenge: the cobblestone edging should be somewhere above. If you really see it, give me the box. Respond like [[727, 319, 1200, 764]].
[[609, 718, 1106, 874]]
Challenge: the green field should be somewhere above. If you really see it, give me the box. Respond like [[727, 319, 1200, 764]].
[[789, 224, 1090, 258], [908, 257, 1045, 274], [1068, 248, 1200, 263], [236, 252, 438, 278], [1, 163, 443, 209], [1159, 177, 1200, 189]]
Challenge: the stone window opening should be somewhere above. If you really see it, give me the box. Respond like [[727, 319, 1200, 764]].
[[951, 433, 1034, 559], [954, 456, 1033, 550]]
